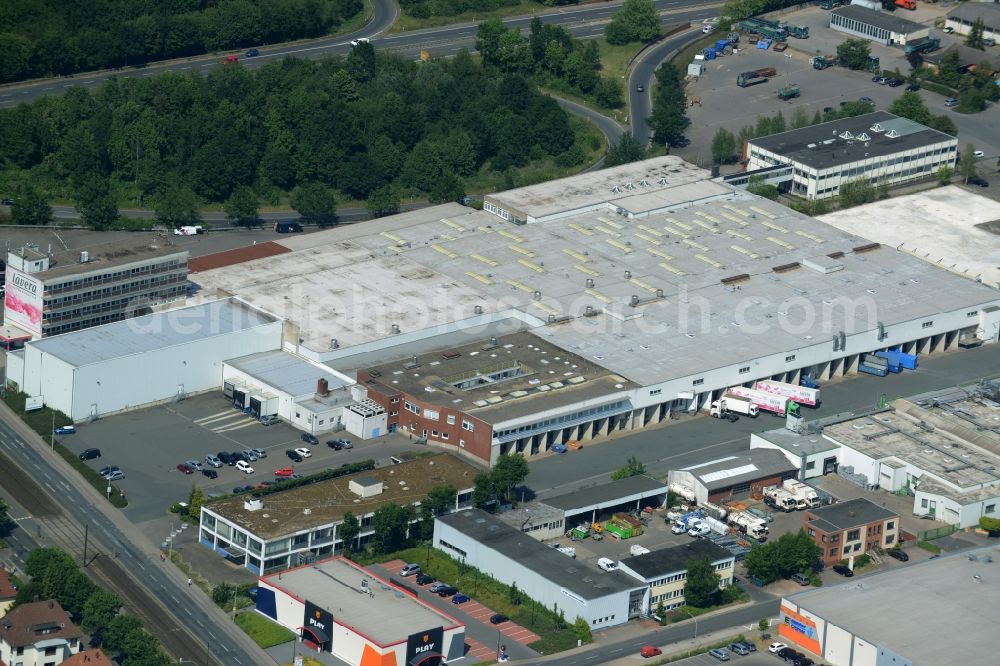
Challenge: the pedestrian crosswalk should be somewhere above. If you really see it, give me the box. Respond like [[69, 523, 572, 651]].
[[193, 410, 259, 433]]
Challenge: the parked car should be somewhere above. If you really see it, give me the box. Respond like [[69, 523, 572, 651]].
[[451, 594, 471, 605], [489, 613, 508, 625], [968, 176, 990, 188], [887, 548, 909, 562], [274, 220, 303, 233], [873, 76, 889, 84], [245, 48, 260, 57], [205, 454, 223, 468], [55, 425, 77, 435], [294, 447, 312, 458], [551, 443, 567, 454], [231, 451, 248, 463], [327, 440, 344, 450], [790, 573, 810, 586], [202, 469, 218, 479], [428, 582, 447, 593], [738, 640, 756, 652], [769, 643, 788, 653], [701, 25, 715, 34], [640, 645, 662, 658], [415, 573, 436, 585], [350, 37, 370, 46], [973, 150, 985, 159], [331, 438, 353, 449], [906, 83, 921, 91], [399, 563, 421, 577], [104, 470, 125, 481], [286, 449, 303, 462], [729, 643, 750, 655], [233, 485, 253, 493], [177, 464, 194, 475], [185, 459, 204, 472], [859, 96, 874, 105], [274, 468, 295, 477], [260, 415, 280, 426], [945, 97, 959, 107], [79, 448, 101, 461], [708, 648, 730, 661], [218, 451, 235, 466], [235, 460, 254, 474], [99, 466, 120, 477], [887, 78, 903, 87], [301, 433, 319, 446], [833, 564, 854, 577], [241, 449, 259, 462], [251, 448, 267, 459], [436, 585, 458, 597]]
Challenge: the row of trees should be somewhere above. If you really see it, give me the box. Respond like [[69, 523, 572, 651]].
[[476, 18, 624, 109], [0, 0, 361, 84], [648, 63, 690, 148], [0, 47, 586, 228], [744, 531, 821, 585], [19, 548, 173, 665], [400, 0, 521, 20]]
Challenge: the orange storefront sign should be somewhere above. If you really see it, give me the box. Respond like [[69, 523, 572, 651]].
[[778, 604, 822, 656]]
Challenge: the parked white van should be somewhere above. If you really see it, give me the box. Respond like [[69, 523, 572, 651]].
[[597, 558, 617, 572]]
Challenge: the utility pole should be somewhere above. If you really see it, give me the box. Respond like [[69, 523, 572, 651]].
[[50, 412, 54, 450], [82, 524, 89, 567]]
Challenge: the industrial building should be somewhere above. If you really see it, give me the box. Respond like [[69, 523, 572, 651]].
[[778, 546, 1000, 666], [617, 540, 735, 615], [434, 509, 646, 629], [668, 449, 798, 505], [5, 298, 282, 421], [255, 557, 465, 665], [745, 112, 958, 200], [804, 498, 900, 567], [200, 453, 478, 573], [497, 475, 668, 540], [750, 427, 842, 480], [946, 2, 1000, 43], [829, 5, 930, 46], [3, 238, 188, 342], [183, 156, 999, 466]]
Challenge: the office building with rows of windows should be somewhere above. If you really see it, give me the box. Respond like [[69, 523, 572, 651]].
[[745, 111, 957, 201]]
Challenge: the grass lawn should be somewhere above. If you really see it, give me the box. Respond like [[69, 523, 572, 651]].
[[596, 40, 646, 85], [235, 612, 296, 649], [392, 0, 542, 32]]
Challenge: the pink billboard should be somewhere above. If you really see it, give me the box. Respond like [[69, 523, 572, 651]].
[[4, 266, 43, 336]]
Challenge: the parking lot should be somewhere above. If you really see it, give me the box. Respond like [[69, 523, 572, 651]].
[[57, 391, 423, 525], [667, 651, 782, 666]]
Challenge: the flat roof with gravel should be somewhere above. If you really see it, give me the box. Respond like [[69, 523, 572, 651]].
[[755, 427, 839, 457], [818, 186, 1000, 288], [206, 453, 479, 539], [784, 545, 1000, 665], [261, 557, 460, 645]]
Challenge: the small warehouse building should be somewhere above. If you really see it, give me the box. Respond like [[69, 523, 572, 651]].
[[668, 449, 798, 505], [804, 498, 900, 567], [746, 112, 958, 200], [946, 2, 1000, 43], [778, 546, 1000, 666], [5, 298, 282, 421], [751, 427, 841, 480], [829, 5, 929, 46], [255, 557, 465, 666], [434, 509, 646, 629], [617, 540, 735, 615]]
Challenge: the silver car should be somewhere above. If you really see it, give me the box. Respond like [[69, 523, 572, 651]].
[[241, 449, 259, 462], [205, 454, 222, 468], [185, 459, 204, 472], [708, 648, 730, 661]]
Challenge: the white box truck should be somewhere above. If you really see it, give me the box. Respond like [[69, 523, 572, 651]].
[[763, 485, 798, 512], [729, 511, 769, 539], [725, 386, 798, 416], [783, 479, 820, 509], [711, 393, 759, 418]]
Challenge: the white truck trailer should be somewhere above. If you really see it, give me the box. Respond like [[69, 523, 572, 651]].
[[710, 393, 759, 418], [729, 511, 769, 540], [755, 379, 820, 407], [783, 479, 820, 509], [763, 485, 798, 512], [725, 386, 799, 416]]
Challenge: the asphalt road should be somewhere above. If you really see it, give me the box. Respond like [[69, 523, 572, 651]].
[[0, 0, 721, 109], [628, 25, 711, 145], [0, 403, 267, 665], [526, 344, 1000, 498]]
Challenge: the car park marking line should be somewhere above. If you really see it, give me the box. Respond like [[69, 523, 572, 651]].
[[194, 411, 246, 425], [213, 421, 259, 433]]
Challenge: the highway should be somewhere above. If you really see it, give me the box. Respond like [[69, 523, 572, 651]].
[[0, 401, 267, 665], [0, 0, 721, 110]]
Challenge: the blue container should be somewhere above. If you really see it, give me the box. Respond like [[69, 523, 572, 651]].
[[705, 49, 717, 60], [716, 39, 730, 51]]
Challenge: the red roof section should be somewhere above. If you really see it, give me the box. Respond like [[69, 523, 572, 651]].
[[188, 242, 291, 273], [0, 569, 16, 600], [61, 649, 114, 666]]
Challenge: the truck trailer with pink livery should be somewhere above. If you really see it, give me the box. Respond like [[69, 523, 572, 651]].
[[755, 379, 820, 407], [724, 386, 799, 416]]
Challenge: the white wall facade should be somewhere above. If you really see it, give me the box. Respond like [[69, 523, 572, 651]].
[[750, 435, 837, 480], [433, 520, 636, 628]]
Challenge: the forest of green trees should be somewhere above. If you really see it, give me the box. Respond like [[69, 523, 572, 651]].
[[0, 46, 589, 227], [0, 0, 362, 84]]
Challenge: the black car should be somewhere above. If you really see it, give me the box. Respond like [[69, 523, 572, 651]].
[[301, 433, 319, 446], [774, 647, 790, 658], [0, 198, 13, 205], [415, 573, 436, 585], [202, 469, 218, 479], [231, 451, 248, 463], [969, 176, 990, 188], [245, 48, 260, 57], [436, 585, 458, 597], [218, 451, 235, 466], [887, 78, 903, 87], [79, 448, 102, 461], [906, 83, 921, 91], [489, 613, 509, 625], [832, 564, 855, 577], [286, 449, 303, 462], [887, 548, 909, 562], [327, 440, 343, 450]]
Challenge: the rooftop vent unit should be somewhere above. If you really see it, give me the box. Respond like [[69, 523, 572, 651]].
[[482, 336, 499, 351], [853, 242, 881, 254], [584, 305, 598, 317], [877, 321, 887, 341], [586, 278, 595, 288], [886, 129, 900, 138], [833, 335, 841, 352], [839, 131, 855, 140], [474, 304, 483, 315], [442, 350, 462, 360], [624, 270, 632, 279], [827, 251, 845, 259], [870, 123, 885, 133], [807, 143, 818, 149], [625, 182, 635, 190], [721, 273, 751, 285], [658, 176, 667, 185], [822, 139, 835, 145], [533, 290, 542, 301], [772, 262, 800, 273], [404, 355, 420, 369], [244, 498, 263, 511], [639, 179, 649, 187], [857, 132, 871, 141], [390, 323, 401, 334], [329, 338, 339, 350], [611, 185, 622, 193]]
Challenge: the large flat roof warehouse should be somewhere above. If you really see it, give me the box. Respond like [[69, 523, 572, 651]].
[[261, 557, 461, 645], [748, 112, 955, 171], [817, 186, 1000, 288], [484, 156, 709, 223], [823, 400, 1000, 495], [784, 545, 1000, 665], [226, 350, 352, 397], [361, 330, 637, 424], [437, 510, 642, 600], [206, 453, 480, 539], [187, 158, 999, 387], [26, 298, 278, 367]]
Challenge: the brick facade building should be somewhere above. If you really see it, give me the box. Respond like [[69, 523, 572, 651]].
[[804, 498, 900, 567]]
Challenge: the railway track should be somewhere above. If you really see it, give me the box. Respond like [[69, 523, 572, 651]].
[[0, 447, 217, 664]]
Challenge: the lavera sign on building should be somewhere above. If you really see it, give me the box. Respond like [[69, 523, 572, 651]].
[[4, 266, 43, 336]]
